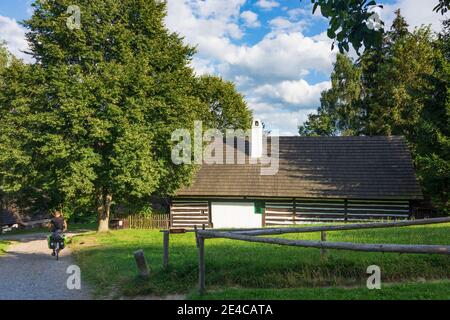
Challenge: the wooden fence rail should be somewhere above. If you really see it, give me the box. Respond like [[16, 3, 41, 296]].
[[193, 217, 450, 294], [198, 230, 450, 255], [228, 217, 450, 237]]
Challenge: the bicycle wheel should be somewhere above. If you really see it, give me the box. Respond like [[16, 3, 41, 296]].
[[56, 243, 60, 261]]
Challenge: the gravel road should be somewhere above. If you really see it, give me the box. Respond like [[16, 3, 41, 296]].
[[0, 232, 92, 300]]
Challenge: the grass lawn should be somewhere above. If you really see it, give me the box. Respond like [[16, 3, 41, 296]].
[[71, 223, 450, 299], [189, 281, 450, 300], [0, 240, 11, 256]]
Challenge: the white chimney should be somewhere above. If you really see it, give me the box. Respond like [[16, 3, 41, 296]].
[[251, 119, 263, 158]]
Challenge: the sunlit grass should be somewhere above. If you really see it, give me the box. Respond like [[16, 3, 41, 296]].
[[71, 223, 450, 299], [189, 281, 450, 300], [0, 240, 11, 256]]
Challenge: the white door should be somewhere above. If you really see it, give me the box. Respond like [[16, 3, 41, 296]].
[[211, 202, 262, 229]]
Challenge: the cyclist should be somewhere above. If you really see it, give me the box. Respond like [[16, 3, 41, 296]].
[[48, 210, 67, 256]]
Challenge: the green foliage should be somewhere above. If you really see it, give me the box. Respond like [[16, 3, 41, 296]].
[[305, 0, 450, 53], [299, 14, 450, 213], [195, 75, 252, 131], [0, 44, 47, 212], [368, 28, 436, 137], [299, 54, 363, 136], [307, 0, 384, 53], [3, 0, 203, 220], [414, 24, 450, 211], [0, 43, 9, 75], [434, 0, 450, 14]]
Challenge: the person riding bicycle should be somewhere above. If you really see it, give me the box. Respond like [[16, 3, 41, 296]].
[[48, 211, 67, 256]]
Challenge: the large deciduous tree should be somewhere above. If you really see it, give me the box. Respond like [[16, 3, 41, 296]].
[[0, 44, 38, 211], [0, 0, 208, 231], [1, 0, 252, 230]]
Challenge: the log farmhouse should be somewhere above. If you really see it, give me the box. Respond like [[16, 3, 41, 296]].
[[170, 120, 423, 229]]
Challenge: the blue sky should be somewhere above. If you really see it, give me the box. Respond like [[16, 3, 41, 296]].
[[0, 0, 446, 135]]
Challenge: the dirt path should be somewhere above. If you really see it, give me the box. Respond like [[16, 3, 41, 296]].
[[0, 232, 92, 300]]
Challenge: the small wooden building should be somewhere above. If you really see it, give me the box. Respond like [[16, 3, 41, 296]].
[[170, 127, 423, 229]]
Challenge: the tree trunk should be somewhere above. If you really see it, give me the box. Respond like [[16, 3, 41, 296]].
[[97, 190, 112, 233]]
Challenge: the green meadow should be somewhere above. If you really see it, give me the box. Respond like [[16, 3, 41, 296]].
[[71, 223, 450, 299]]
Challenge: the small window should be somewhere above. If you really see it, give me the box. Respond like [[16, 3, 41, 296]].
[[254, 200, 265, 214]]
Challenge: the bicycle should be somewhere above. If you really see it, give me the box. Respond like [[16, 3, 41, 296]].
[[47, 232, 67, 260]]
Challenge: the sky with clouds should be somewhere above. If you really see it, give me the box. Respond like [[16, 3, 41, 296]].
[[0, 0, 447, 135]]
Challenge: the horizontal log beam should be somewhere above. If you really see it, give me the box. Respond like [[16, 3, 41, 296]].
[[221, 217, 450, 236], [197, 230, 450, 255]]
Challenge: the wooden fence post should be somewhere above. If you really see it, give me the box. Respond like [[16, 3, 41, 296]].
[[134, 249, 150, 279], [163, 230, 169, 270], [262, 208, 266, 227], [198, 234, 206, 295], [320, 231, 327, 260], [195, 224, 204, 293]]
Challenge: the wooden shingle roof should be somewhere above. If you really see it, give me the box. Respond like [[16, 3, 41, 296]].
[[177, 136, 423, 200]]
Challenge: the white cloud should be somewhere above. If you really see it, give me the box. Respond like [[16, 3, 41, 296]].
[[190, 0, 246, 19], [190, 57, 217, 76], [224, 32, 335, 82], [243, 78, 331, 135], [253, 80, 331, 106], [287, 8, 310, 19], [258, 108, 318, 136], [255, 0, 280, 10], [167, 0, 448, 135], [165, 0, 243, 60], [0, 16, 32, 62], [2, 0, 337, 135], [241, 10, 261, 28], [246, 99, 318, 135], [164, 1, 336, 135], [379, 0, 448, 33], [268, 17, 308, 33]]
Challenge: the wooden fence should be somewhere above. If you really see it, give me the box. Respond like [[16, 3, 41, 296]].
[[124, 213, 170, 230], [192, 217, 450, 294]]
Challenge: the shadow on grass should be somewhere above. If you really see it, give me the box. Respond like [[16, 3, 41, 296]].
[[0, 223, 97, 239]]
